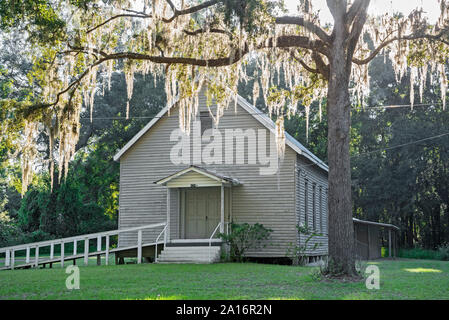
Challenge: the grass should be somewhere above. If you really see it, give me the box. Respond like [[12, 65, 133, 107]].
[[1, 258, 449, 300]]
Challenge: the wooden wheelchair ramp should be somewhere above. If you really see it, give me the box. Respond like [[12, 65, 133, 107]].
[[0, 222, 167, 271]]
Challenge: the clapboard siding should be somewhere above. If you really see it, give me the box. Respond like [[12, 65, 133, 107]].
[[118, 88, 327, 258], [295, 154, 329, 256]]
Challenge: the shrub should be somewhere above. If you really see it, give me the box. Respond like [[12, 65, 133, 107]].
[[286, 224, 322, 266], [17, 189, 42, 232], [22, 230, 53, 244], [78, 202, 116, 234], [438, 244, 449, 261], [219, 223, 272, 262], [0, 212, 24, 247], [397, 248, 442, 260]]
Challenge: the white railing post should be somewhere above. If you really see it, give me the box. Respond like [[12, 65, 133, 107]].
[[35, 246, 39, 268], [97, 236, 101, 252], [155, 225, 167, 263], [137, 230, 142, 264], [209, 222, 221, 262], [105, 235, 109, 266], [60, 242, 65, 268], [50, 243, 54, 260], [73, 240, 77, 255], [5, 249, 10, 267], [84, 237, 89, 266], [26, 247, 30, 264], [11, 250, 15, 270]]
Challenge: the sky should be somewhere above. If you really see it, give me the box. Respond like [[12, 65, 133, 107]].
[[284, 0, 441, 24]]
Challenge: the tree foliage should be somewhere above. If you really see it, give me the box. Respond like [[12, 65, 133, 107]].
[[2, 0, 449, 275], [351, 57, 449, 249]]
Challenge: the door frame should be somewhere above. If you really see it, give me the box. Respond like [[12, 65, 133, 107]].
[[178, 185, 230, 240]]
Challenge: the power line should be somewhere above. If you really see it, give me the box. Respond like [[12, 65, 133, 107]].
[[79, 110, 274, 121], [296, 131, 449, 171], [79, 101, 445, 120], [352, 131, 449, 158], [363, 103, 436, 109]]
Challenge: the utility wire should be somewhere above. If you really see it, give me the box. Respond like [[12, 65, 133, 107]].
[[352, 131, 449, 158], [79, 101, 444, 120], [78, 102, 449, 169], [296, 131, 449, 171]]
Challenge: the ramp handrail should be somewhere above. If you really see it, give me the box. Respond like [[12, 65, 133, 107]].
[[154, 224, 167, 263], [0, 222, 166, 270], [208, 222, 222, 262]]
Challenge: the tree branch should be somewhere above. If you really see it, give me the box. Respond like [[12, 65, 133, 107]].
[[290, 51, 320, 74], [275, 16, 331, 44], [347, 0, 370, 59], [34, 32, 329, 112], [312, 51, 330, 80], [347, 0, 369, 24], [163, 0, 222, 23], [352, 30, 449, 65], [87, 13, 150, 34], [86, 0, 223, 34], [183, 27, 232, 38], [326, 0, 348, 23]]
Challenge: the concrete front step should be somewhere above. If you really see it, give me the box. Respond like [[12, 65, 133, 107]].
[[157, 246, 221, 263]]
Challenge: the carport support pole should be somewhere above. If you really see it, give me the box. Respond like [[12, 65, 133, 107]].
[[367, 225, 371, 259], [388, 229, 392, 258], [393, 231, 397, 258], [220, 185, 224, 233]]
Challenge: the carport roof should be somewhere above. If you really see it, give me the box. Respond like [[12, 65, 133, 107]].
[[353, 218, 399, 231]]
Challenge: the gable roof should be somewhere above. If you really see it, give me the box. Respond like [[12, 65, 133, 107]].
[[113, 92, 328, 172], [154, 165, 241, 187]]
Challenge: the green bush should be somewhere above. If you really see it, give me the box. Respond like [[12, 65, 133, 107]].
[[438, 244, 449, 261], [78, 202, 116, 234], [219, 223, 272, 262], [286, 224, 322, 266], [12, 179, 117, 245], [397, 248, 442, 260], [0, 212, 24, 247], [17, 189, 42, 233], [22, 230, 53, 243]]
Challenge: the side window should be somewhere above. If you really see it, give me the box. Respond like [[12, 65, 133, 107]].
[[200, 111, 212, 135], [304, 179, 309, 228], [319, 186, 323, 233], [325, 188, 328, 234], [312, 184, 316, 231]]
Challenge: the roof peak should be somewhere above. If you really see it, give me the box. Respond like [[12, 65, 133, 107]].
[[113, 89, 328, 172]]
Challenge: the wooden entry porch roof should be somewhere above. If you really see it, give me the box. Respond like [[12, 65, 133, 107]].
[[154, 165, 241, 188]]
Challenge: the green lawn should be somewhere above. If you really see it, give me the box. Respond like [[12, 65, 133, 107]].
[[0, 259, 448, 300]]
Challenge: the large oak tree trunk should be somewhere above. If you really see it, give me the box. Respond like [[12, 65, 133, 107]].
[[326, 21, 357, 275]]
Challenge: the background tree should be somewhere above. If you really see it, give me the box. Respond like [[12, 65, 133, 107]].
[[351, 55, 449, 249], [1, 0, 449, 276]]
